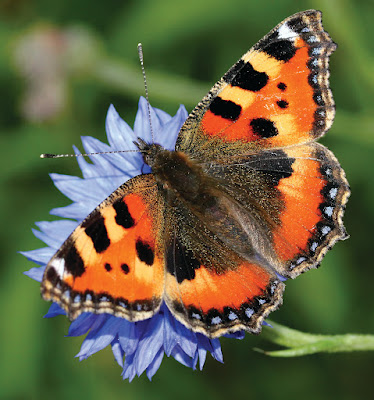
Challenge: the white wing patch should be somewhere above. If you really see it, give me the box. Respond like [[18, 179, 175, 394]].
[[277, 23, 295, 40]]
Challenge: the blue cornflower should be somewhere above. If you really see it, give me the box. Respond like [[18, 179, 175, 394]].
[[22, 98, 245, 381]]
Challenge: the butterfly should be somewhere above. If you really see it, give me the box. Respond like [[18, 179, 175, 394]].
[[41, 10, 349, 338]]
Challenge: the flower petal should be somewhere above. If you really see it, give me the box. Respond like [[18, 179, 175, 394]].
[[21, 247, 54, 266], [146, 347, 164, 381], [111, 337, 124, 367], [44, 303, 66, 318], [122, 353, 136, 382], [50, 202, 97, 221], [77, 315, 123, 359], [118, 320, 142, 355], [35, 220, 77, 242], [68, 313, 99, 337], [134, 314, 164, 376], [134, 97, 161, 143], [157, 105, 188, 150], [23, 265, 45, 281], [171, 344, 196, 368]]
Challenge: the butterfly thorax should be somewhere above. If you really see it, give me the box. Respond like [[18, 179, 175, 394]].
[[137, 139, 212, 205]]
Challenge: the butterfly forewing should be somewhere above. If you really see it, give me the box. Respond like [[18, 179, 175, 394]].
[[176, 9, 336, 159], [41, 174, 166, 321]]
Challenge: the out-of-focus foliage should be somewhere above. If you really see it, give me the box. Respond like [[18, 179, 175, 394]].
[[1, 0, 373, 399]]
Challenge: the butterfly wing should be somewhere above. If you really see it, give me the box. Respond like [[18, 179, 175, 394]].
[[204, 142, 349, 279], [41, 174, 166, 321], [164, 225, 284, 338], [176, 10, 336, 158]]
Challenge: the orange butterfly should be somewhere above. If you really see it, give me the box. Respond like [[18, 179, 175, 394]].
[[41, 10, 349, 338]]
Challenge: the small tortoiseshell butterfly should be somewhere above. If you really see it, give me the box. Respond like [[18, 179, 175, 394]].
[[41, 10, 350, 338]]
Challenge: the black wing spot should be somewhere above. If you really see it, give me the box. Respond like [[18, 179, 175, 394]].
[[46, 267, 59, 284], [249, 150, 295, 186], [231, 62, 269, 92], [276, 100, 289, 109], [166, 239, 201, 284], [277, 82, 287, 91], [250, 118, 278, 138], [136, 239, 154, 266], [259, 32, 297, 62], [113, 199, 135, 228], [83, 215, 110, 253], [209, 97, 241, 121], [265, 39, 296, 62], [64, 244, 85, 277], [104, 263, 112, 272], [223, 59, 245, 83], [121, 263, 130, 274]]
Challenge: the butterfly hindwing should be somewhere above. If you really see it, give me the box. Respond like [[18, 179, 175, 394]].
[[41, 174, 166, 321], [203, 142, 349, 279], [270, 143, 349, 277], [164, 231, 284, 338]]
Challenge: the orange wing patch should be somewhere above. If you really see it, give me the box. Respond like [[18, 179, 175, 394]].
[[164, 241, 284, 337]]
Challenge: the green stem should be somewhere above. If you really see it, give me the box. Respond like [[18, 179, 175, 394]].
[[258, 320, 374, 357]]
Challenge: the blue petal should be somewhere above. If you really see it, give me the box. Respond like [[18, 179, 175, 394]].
[[118, 319, 142, 355], [106, 105, 138, 148], [35, 220, 77, 243], [225, 331, 246, 340], [122, 353, 136, 382], [156, 105, 188, 150], [152, 104, 173, 125], [23, 265, 45, 281], [197, 346, 207, 370], [50, 201, 98, 221], [171, 344, 196, 368], [50, 173, 102, 203], [146, 347, 164, 381], [68, 313, 99, 337], [76, 314, 109, 360], [105, 104, 143, 170], [163, 309, 180, 357], [134, 97, 162, 144], [196, 333, 223, 363], [134, 314, 164, 376], [209, 338, 224, 363], [111, 337, 124, 367], [44, 303, 66, 318], [77, 315, 123, 359], [169, 313, 197, 358], [73, 145, 99, 179], [32, 228, 63, 249], [21, 248, 54, 266]]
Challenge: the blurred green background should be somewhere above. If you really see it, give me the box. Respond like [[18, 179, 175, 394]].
[[1, 0, 373, 399]]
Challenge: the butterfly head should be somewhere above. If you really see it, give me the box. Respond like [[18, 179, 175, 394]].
[[134, 138, 164, 169]]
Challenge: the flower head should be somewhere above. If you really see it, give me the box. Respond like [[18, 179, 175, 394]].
[[22, 98, 244, 381]]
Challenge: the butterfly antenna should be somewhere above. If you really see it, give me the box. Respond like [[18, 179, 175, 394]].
[[40, 149, 141, 159], [138, 43, 155, 143]]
